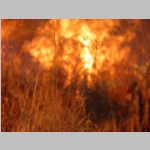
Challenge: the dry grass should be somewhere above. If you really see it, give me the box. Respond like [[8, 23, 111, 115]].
[[1, 19, 150, 132], [2, 48, 150, 132]]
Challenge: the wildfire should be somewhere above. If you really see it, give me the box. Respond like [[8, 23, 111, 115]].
[[27, 20, 96, 73], [2, 19, 133, 78], [77, 25, 96, 72]]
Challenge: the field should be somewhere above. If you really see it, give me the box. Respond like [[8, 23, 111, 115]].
[[1, 19, 150, 131]]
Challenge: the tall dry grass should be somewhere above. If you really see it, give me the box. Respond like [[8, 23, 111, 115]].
[[2, 46, 150, 132], [2, 19, 150, 132]]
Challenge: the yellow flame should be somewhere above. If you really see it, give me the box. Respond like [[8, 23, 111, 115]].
[[19, 20, 131, 76], [22, 36, 55, 68], [77, 25, 96, 72], [60, 19, 74, 38]]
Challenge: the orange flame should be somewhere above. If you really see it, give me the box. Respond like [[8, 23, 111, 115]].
[[2, 19, 136, 87]]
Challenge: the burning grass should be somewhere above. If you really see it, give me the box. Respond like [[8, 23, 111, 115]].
[[1, 19, 150, 132]]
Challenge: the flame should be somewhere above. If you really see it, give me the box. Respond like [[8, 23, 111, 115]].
[[19, 20, 132, 82], [81, 47, 94, 70], [60, 19, 74, 38], [2, 19, 135, 86], [77, 25, 96, 72], [59, 20, 95, 72], [21, 35, 55, 68]]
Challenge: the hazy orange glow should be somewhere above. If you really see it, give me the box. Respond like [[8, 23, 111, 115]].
[[60, 19, 75, 38], [2, 20, 18, 40], [26, 36, 55, 68], [14, 19, 134, 88], [23, 20, 97, 73], [78, 25, 95, 72], [2, 19, 150, 132], [2, 19, 135, 80], [24, 20, 131, 75]]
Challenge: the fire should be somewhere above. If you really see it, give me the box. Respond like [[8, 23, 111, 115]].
[[2, 19, 138, 96], [21, 35, 55, 69], [59, 20, 95, 72], [77, 25, 96, 72], [81, 47, 94, 70], [60, 19, 74, 38], [26, 20, 96, 73], [20, 20, 131, 79]]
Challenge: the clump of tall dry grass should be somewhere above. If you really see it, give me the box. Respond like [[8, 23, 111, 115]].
[[2, 47, 149, 132], [2, 40, 91, 132]]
